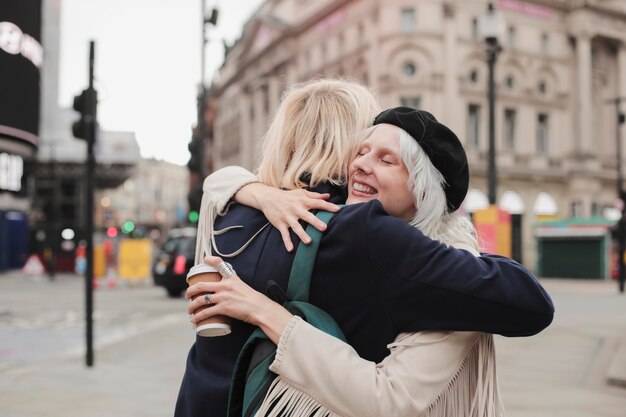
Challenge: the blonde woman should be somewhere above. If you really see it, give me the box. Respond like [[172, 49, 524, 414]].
[[176, 82, 554, 417], [189, 108, 508, 416]]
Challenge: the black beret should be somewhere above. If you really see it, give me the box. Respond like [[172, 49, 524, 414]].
[[373, 107, 469, 212]]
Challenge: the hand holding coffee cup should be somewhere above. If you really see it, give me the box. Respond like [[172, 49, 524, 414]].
[[186, 263, 234, 337]]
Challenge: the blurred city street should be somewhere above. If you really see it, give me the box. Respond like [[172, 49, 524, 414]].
[[0, 272, 625, 417]]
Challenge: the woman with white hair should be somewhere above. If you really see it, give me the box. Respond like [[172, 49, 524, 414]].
[[187, 107, 536, 416]]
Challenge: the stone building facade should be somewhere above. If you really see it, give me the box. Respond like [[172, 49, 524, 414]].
[[209, 0, 626, 270], [94, 158, 189, 233]]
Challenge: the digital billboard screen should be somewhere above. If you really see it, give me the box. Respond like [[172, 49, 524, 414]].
[[0, 0, 42, 146]]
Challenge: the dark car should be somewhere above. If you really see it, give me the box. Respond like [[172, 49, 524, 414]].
[[152, 227, 197, 297]]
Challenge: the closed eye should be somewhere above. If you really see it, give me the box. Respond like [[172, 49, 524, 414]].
[[356, 148, 369, 157]]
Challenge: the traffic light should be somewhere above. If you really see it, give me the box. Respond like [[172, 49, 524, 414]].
[[121, 220, 135, 234], [187, 138, 202, 172], [72, 87, 97, 141], [188, 210, 199, 223]]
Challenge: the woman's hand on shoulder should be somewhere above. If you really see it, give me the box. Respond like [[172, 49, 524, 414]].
[[237, 184, 340, 251]]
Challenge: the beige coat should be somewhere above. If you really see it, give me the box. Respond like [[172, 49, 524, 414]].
[[201, 167, 503, 417], [260, 319, 502, 417]]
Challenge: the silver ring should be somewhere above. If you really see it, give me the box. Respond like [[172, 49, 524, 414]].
[[217, 262, 235, 278], [204, 293, 212, 304]]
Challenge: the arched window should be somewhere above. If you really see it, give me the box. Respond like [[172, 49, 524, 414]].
[[533, 192, 557, 215], [499, 190, 524, 214], [463, 188, 489, 213]]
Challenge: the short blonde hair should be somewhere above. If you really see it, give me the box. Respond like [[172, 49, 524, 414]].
[[257, 78, 380, 189]]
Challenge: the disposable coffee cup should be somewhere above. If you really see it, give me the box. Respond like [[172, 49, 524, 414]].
[[186, 264, 231, 337]]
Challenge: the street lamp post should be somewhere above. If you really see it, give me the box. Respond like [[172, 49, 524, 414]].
[[607, 97, 626, 294], [480, 3, 503, 205], [199, 2, 219, 181]]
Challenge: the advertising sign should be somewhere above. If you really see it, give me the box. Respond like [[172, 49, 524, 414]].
[[0, 152, 24, 192], [0, 0, 42, 146], [118, 239, 153, 280]]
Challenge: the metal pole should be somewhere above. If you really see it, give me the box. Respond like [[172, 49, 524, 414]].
[[616, 99, 625, 294], [197, 3, 218, 183], [198, 1, 208, 182], [48, 143, 58, 280], [607, 96, 626, 294], [486, 40, 498, 205], [85, 40, 96, 366]]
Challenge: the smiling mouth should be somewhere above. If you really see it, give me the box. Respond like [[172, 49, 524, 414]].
[[352, 181, 377, 195]]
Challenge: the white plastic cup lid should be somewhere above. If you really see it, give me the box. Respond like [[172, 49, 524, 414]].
[[197, 322, 232, 337], [187, 264, 219, 281]]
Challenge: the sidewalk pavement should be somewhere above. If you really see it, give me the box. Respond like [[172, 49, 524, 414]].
[[0, 270, 194, 417], [1, 320, 193, 417], [1, 272, 625, 417], [542, 279, 626, 388], [495, 278, 626, 417]]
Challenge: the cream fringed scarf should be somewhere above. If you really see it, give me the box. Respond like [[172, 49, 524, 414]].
[[194, 168, 260, 264], [256, 334, 503, 417], [194, 189, 219, 264]]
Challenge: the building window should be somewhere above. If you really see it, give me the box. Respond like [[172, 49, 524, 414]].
[[504, 108, 516, 150], [467, 104, 481, 148], [401, 8, 416, 33], [540, 32, 549, 54], [469, 69, 479, 83], [571, 200, 583, 217], [507, 26, 516, 48], [400, 97, 421, 109], [537, 113, 549, 155], [538, 81, 547, 95], [263, 85, 269, 116], [591, 201, 600, 217], [403, 62, 416, 77], [471, 18, 479, 40], [591, 47, 598, 68], [505, 75, 515, 89]]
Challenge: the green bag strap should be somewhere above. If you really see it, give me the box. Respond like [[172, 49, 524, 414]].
[[286, 208, 340, 302]]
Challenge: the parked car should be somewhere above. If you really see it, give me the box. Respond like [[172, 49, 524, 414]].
[[152, 227, 197, 297]]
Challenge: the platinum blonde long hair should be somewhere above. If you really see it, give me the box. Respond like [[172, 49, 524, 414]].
[[257, 78, 380, 190], [397, 128, 478, 250]]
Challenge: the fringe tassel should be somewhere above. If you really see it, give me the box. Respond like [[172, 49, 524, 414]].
[[257, 334, 503, 417], [195, 190, 216, 265], [423, 334, 503, 417], [256, 378, 342, 417]]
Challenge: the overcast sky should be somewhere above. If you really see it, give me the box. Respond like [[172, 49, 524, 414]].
[[59, 0, 264, 165]]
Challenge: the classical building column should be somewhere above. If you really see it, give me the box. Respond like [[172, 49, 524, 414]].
[[249, 85, 265, 168], [576, 33, 594, 155], [238, 92, 252, 169], [367, 11, 380, 92], [268, 75, 281, 118], [442, 2, 461, 133], [619, 41, 626, 99]]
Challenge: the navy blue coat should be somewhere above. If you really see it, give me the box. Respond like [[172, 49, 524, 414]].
[[175, 182, 553, 417]]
